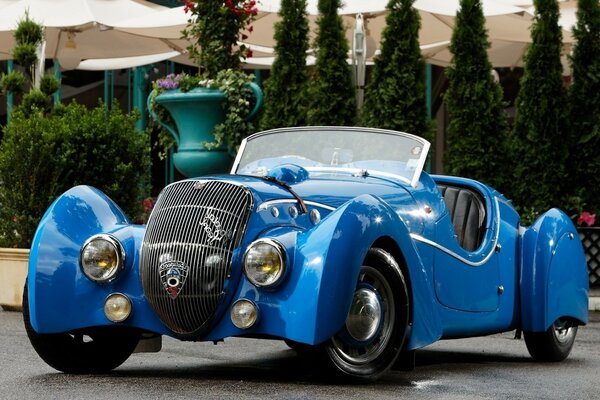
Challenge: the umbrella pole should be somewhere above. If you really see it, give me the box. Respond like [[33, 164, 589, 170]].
[[133, 67, 147, 131], [104, 70, 114, 110], [53, 61, 62, 104], [353, 14, 367, 112], [6, 60, 13, 124]]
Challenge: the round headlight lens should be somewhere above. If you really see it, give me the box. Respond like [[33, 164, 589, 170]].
[[104, 293, 132, 323], [80, 234, 125, 282], [243, 239, 286, 287], [231, 299, 258, 329]]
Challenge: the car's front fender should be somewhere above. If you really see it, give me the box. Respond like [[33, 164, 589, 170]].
[[207, 194, 442, 348], [27, 185, 169, 335]]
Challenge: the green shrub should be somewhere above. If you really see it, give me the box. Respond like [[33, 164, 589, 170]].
[[40, 74, 61, 96], [567, 0, 600, 217], [361, 0, 429, 138], [0, 71, 26, 94], [259, 0, 310, 130], [20, 89, 51, 116], [0, 101, 150, 248], [14, 14, 43, 45], [11, 43, 38, 71], [444, 0, 509, 190], [510, 0, 569, 218], [306, 0, 356, 126]]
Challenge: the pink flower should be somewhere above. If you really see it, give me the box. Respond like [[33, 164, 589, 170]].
[[578, 211, 596, 227]]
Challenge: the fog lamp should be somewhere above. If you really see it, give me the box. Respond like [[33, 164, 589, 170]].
[[80, 234, 125, 282], [243, 239, 286, 287], [230, 299, 258, 329], [104, 293, 132, 323]]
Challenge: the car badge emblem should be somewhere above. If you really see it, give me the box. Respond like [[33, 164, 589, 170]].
[[193, 182, 205, 190], [201, 212, 231, 243], [159, 260, 189, 299]]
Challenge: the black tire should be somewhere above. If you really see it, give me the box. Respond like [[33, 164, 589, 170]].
[[323, 248, 410, 381], [23, 280, 140, 374], [524, 318, 578, 362]]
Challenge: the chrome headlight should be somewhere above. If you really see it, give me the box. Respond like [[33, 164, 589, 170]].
[[243, 238, 286, 287], [80, 234, 125, 282]]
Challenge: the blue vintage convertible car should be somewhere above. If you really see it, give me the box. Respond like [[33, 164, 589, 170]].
[[24, 127, 589, 381]]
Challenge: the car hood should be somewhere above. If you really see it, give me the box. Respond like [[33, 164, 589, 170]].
[[198, 170, 424, 234]]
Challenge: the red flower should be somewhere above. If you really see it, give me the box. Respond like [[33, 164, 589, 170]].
[[184, 0, 194, 13], [245, 49, 253, 58], [578, 211, 596, 227], [143, 197, 155, 214], [248, 25, 253, 32]]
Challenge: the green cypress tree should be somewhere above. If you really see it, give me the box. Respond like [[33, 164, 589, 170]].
[[444, 0, 509, 189], [510, 0, 569, 219], [306, 0, 355, 125], [361, 0, 428, 138], [568, 0, 600, 216], [260, 0, 310, 130]]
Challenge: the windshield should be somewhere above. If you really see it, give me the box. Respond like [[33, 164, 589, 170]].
[[232, 127, 430, 187]]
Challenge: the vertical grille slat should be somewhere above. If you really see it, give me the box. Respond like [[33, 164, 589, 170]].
[[140, 180, 253, 337]]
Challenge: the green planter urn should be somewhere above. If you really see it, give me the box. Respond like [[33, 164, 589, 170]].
[[149, 84, 263, 178]]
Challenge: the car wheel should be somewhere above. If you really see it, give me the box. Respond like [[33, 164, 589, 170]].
[[324, 248, 410, 381], [524, 317, 578, 362], [22, 280, 140, 374]]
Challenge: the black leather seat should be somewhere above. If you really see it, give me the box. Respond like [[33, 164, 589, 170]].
[[437, 184, 486, 251]]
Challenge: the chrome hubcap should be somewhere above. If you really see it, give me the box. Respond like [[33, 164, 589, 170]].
[[553, 318, 575, 344], [332, 266, 395, 364], [345, 288, 382, 342]]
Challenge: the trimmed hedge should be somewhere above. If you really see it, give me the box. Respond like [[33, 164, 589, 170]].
[[0, 102, 150, 248]]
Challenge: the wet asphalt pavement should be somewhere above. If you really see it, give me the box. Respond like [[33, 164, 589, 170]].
[[1, 310, 599, 400]]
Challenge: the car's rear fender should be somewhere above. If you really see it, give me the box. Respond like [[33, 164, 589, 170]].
[[520, 208, 588, 332]]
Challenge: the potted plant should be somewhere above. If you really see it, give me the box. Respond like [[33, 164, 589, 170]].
[[148, 0, 263, 178], [0, 15, 151, 310]]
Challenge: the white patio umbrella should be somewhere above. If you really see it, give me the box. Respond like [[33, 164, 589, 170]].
[[421, 0, 576, 71], [77, 51, 181, 71], [0, 0, 188, 69]]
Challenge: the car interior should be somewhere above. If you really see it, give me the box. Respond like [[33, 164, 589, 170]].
[[436, 183, 487, 251]]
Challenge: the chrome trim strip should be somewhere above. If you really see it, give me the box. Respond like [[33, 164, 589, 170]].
[[257, 199, 336, 212], [410, 197, 501, 267]]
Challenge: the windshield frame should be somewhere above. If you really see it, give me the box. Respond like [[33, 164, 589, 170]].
[[231, 126, 431, 187]]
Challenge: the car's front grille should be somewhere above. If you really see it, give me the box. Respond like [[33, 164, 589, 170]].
[[140, 180, 252, 337]]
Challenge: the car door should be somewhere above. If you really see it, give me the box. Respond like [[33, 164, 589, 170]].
[[432, 183, 501, 312]]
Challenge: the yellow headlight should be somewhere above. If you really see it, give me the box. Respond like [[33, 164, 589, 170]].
[[243, 239, 286, 287], [104, 293, 132, 323], [231, 299, 258, 329], [80, 234, 125, 282]]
